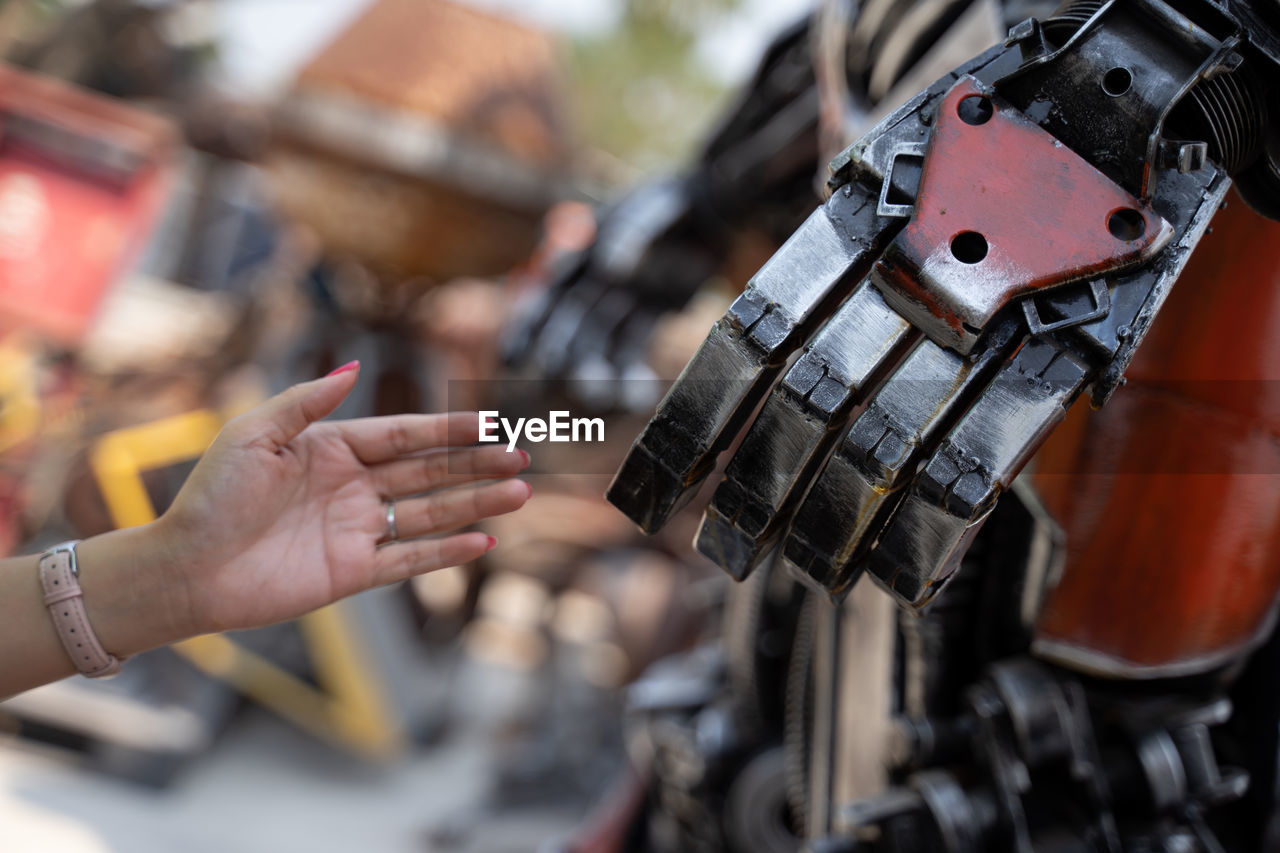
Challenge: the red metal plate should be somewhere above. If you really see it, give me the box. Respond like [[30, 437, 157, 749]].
[[873, 76, 1171, 353]]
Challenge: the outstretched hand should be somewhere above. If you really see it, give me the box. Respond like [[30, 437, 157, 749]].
[[157, 362, 531, 635]]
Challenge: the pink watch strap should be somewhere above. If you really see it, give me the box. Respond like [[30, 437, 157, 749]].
[[39, 541, 124, 678]]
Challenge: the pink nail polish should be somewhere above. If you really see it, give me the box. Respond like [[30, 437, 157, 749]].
[[518, 449, 530, 467], [523, 481, 533, 498], [325, 360, 360, 378], [486, 535, 498, 550]]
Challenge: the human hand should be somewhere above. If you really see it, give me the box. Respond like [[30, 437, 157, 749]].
[[154, 362, 530, 636]]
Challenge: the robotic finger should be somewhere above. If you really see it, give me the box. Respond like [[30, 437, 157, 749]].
[[694, 280, 918, 580], [782, 319, 1019, 601], [864, 335, 1090, 608], [606, 185, 901, 531]]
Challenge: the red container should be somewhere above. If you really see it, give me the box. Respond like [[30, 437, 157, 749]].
[[0, 65, 176, 345]]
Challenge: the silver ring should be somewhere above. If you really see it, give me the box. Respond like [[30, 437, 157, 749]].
[[385, 501, 398, 542]]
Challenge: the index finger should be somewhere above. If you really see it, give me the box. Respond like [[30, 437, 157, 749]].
[[334, 412, 484, 464]]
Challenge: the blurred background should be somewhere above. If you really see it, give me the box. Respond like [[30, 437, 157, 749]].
[[0, 0, 811, 851]]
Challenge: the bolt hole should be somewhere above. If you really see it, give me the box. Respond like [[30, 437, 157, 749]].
[[951, 231, 989, 264], [1102, 67, 1132, 97], [957, 95, 994, 126], [1108, 208, 1146, 241]]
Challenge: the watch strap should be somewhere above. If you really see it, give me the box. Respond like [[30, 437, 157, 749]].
[[39, 541, 124, 679]]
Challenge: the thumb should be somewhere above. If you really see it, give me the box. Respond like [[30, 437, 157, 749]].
[[242, 361, 360, 451]]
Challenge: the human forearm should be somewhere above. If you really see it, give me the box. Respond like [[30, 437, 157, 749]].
[[0, 372, 531, 699], [0, 522, 191, 699]]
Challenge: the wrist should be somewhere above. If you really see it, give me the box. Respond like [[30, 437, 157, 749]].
[[74, 522, 198, 658]]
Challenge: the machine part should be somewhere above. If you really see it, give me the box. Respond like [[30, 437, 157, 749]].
[[624, 641, 809, 853], [785, 591, 819, 834], [1021, 279, 1109, 335], [1236, 134, 1280, 219], [1035, 0, 1280, 217], [608, 0, 1272, 617], [835, 658, 1249, 853], [571, 3, 1280, 847], [506, 177, 725, 385], [876, 142, 929, 218], [1167, 70, 1267, 176], [1040, 0, 1105, 47], [1030, 193, 1280, 678], [999, 0, 1249, 199], [870, 76, 1170, 354], [724, 747, 805, 853], [1073, 164, 1230, 407], [722, 556, 808, 734], [784, 571, 905, 848], [783, 319, 1018, 601], [606, 183, 901, 534], [913, 770, 993, 853], [806, 599, 844, 839], [864, 335, 1088, 609], [695, 281, 917, 579]]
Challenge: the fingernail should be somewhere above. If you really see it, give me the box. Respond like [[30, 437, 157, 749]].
[[486, 535, 498, 550], [325, 360, 360, 378], [517, 449, 530, 467], [523, 481, 533, 498]]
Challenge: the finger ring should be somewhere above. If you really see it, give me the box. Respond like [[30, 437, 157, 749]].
[[385, 501, 398, 542]]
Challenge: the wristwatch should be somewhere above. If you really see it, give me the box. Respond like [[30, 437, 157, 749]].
[[38, 540, 125, 679]]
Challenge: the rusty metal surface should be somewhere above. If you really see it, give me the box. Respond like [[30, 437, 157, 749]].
[[1031, 194, 1280, 678], [871, 77, 1170, 354]]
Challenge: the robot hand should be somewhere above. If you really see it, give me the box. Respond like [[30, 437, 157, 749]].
[[502, 176, 726, 394], [607, 0, 1279, 608]]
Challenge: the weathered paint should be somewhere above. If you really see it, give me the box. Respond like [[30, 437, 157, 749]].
[[1032, 193, 1280, 678], [875, 77, 1171, 353]]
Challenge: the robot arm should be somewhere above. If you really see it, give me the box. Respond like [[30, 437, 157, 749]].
[[501, 17, 822, 388], [607, 0, 1280, 606]]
